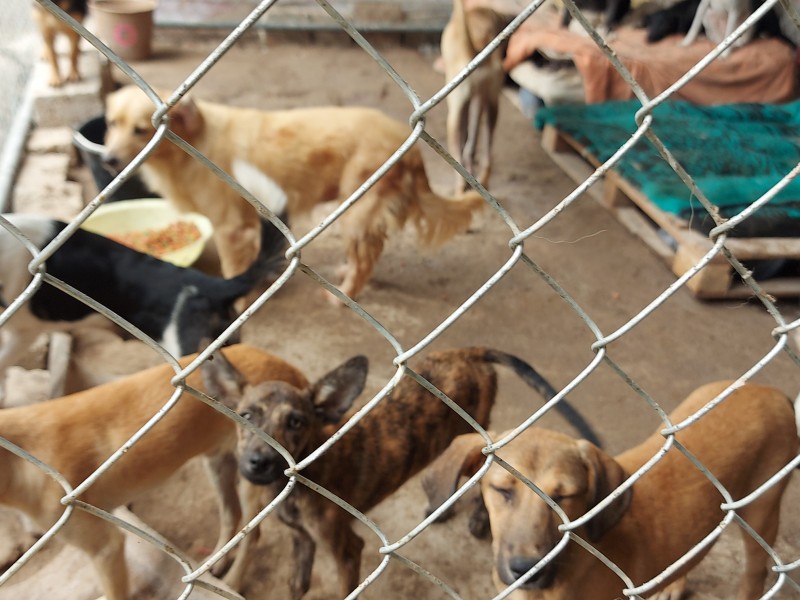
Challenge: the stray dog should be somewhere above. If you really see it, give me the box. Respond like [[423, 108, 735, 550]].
[[422, 380, 799, 599], [32, 0, 87, 87], [441, 0, 509, 194], [0, 160, 287, 381], [0, 344, 309, 600], [681, 0, 754, 55], [103, 85, 485, 303], [201, 346, 600, 598]]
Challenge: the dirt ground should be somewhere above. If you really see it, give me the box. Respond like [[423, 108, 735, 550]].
[[2, 28, 800, 600]]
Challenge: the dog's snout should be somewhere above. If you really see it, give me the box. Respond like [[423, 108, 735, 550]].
[[501, 555, 557, 590], [239, 449, 283, 485]]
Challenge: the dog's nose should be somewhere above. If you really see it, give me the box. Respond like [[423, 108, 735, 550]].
[[505, 556, 556, 589], [239, 451, 282, 485]]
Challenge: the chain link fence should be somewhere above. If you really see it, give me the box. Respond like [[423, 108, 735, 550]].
[[1, 0, 800, 598]]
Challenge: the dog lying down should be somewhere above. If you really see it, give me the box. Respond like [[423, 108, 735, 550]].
[[423, 380, 799, 599], [103, 85, 486, 303], [0, 160, 287, 380]]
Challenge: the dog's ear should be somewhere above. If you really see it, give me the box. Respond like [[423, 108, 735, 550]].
[[421, 432, 490, 521], [577, 439, 632, 542], [201, 349, 248, 409], [310, 355, 368, 424], [169, 95, 203, 138]]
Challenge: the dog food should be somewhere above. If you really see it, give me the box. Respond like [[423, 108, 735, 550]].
[[110, 221, 202, 258]]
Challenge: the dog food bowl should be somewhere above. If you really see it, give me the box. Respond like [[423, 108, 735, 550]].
[[82, 199, 213, 267]]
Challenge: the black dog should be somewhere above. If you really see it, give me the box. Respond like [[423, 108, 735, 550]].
[[561, 0, 632, 32], [0, 209, 287, 379]]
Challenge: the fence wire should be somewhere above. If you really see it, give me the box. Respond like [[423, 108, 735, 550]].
[[2, 0, 800, 598]]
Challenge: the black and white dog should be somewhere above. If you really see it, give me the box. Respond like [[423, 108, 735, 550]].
[[0, 161, 288, 379]]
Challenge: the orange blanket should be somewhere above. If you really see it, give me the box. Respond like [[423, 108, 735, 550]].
[[500, 10, 797, 105]]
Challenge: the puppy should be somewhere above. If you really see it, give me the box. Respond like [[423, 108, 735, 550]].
[[103, 85, 485, 303], [423, 380, 798, 599], [681, 0, 754, 55], [32, 0, 87, 87], [441, 0, 509, 194]]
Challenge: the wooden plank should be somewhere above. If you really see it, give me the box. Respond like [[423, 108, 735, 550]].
[[540, 125, 800, 299]]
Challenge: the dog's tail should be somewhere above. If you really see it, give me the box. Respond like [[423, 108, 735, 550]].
[[412, 184, 485, 248], [482, 348, 603, 447], [223, 160, 290, 295]]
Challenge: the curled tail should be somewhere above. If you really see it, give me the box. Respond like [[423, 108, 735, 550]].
[[483, 348, 603, 447]]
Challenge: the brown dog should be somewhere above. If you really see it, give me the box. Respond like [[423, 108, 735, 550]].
[[423, 380, 799, 599], [0, 344, 308, 600], [200, 346, 578, 598], [32, 0, 87, 87], [441, 0, 508, 194], [103, 85, 485, 302]]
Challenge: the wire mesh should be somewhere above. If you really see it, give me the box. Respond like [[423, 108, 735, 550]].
[[1, 0, 799, 598]]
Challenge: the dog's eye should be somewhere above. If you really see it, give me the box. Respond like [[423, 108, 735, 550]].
[[490, 485, 514, 504], [133, 126, 149, 136], [287, 414, 306, 431], [239, 410, 252, 421]]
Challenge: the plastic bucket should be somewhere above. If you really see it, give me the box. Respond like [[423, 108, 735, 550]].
[[73, 116, 157, 202], [90, 0, 156, 61]]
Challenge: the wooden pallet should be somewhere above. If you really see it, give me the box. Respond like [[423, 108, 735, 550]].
[[541, 125, 800, 299]]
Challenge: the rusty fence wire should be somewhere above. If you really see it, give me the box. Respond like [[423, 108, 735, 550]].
[[1, 0, 800, 598]]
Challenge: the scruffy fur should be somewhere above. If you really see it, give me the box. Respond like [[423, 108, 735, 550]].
[[103, 85, 485, 302], [201, 347, 588, 598], [0, 344, 308, 600], [32, 0, 87, 87], [441, 0, 508, 194], [423, 381, 798, 599]]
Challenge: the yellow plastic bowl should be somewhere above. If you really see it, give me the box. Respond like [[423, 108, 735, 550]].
[[82, 199, 213, 267]]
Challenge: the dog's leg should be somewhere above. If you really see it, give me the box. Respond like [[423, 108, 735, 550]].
[[214, 221, 260, 279], [446, 88, 472, 195], [220, 480, 263, 591], [204, 451, 242, 576], [734, 490, 784, 600], [39, 26, 63, 87], [277, 501, 316, 600], [62, 513, 128, 600], [334, 201, 387, 302], [681, 0, 711, 46], [65, 26, 82, 83], [318, 511, 365, 596], [476, 93, 499, 189]]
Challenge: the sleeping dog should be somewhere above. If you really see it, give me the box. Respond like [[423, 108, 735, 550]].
[[0, 162, 287, 383]]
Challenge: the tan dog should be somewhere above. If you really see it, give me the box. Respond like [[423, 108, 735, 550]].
[[32, 0, 87, 87], [103, 86, 485, 302], [423, 380, 799, 599], [441, 0, 508, 194], [200, 347, 581, 598], [0, 344, 308, 600]]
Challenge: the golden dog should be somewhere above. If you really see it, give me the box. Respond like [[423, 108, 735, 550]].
[[423, 380, 799, 599], [32, 0, 87, 87], [0, 344, 308, 600], [103, 86, 485, 302]]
